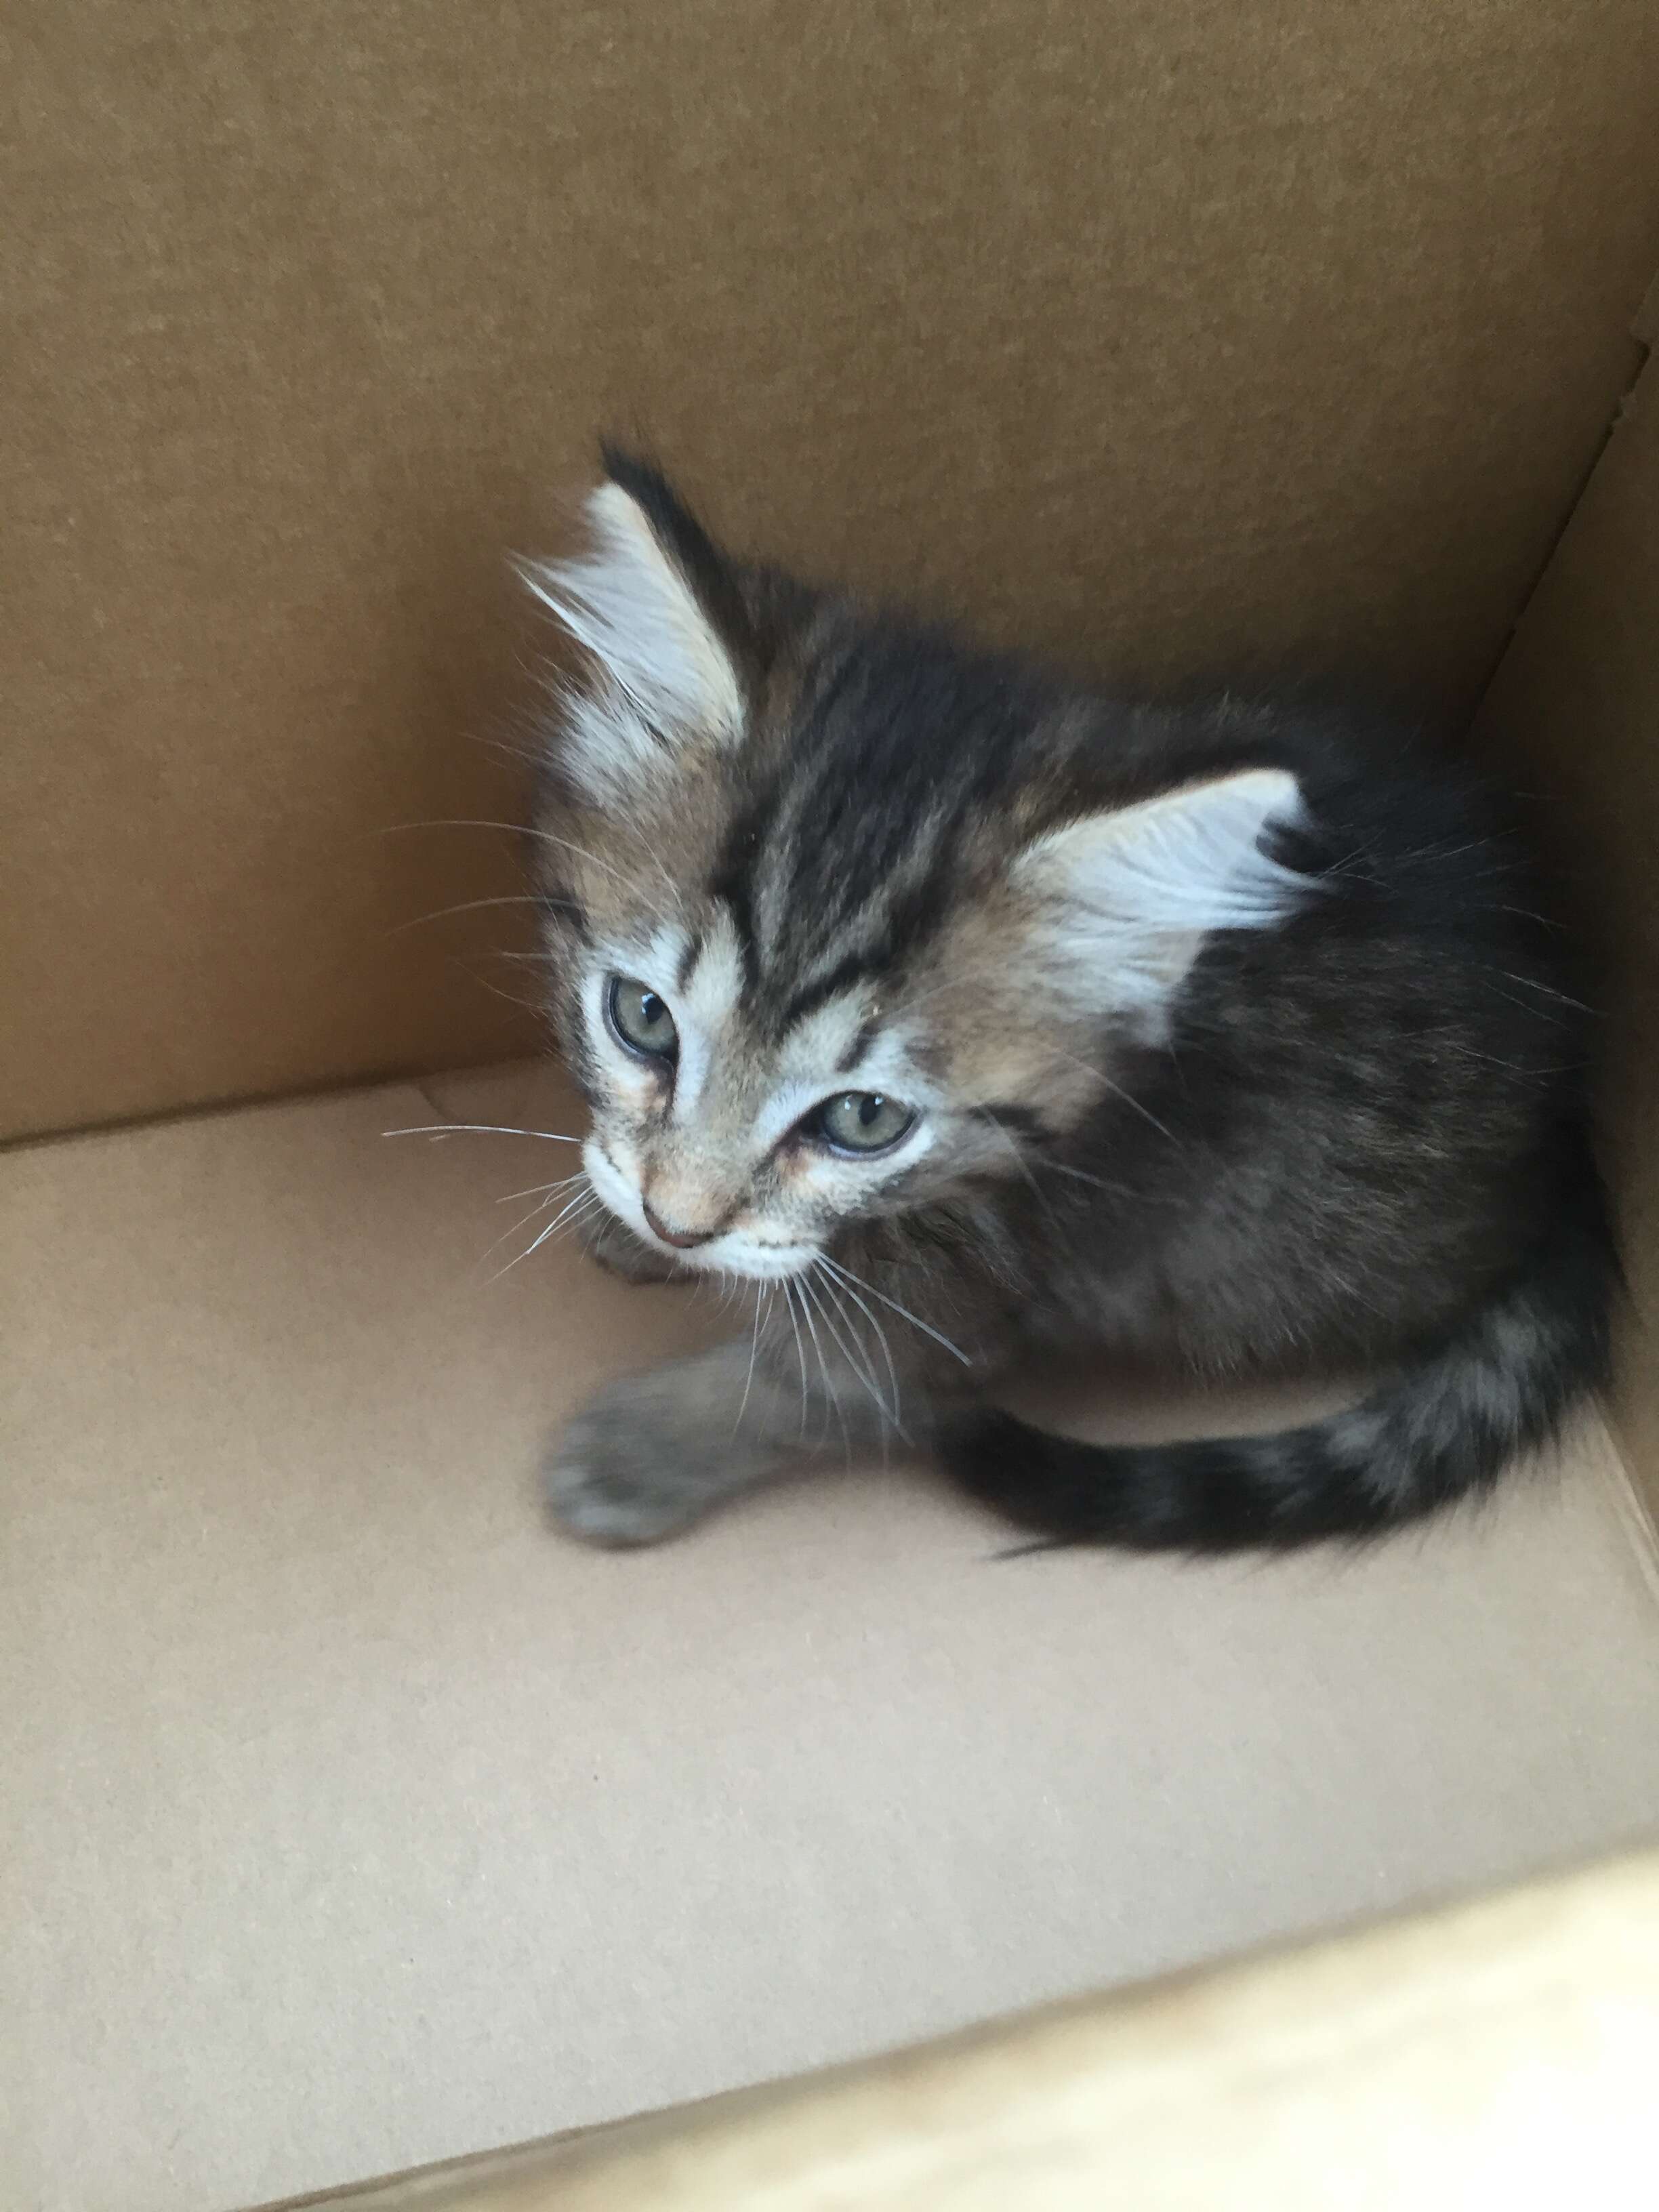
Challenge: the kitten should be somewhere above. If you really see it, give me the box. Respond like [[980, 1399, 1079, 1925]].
[[521, 449, 1614, 1551]]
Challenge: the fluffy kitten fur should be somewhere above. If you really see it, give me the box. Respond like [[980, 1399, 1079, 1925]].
[[525, 449, 1613, 1551]]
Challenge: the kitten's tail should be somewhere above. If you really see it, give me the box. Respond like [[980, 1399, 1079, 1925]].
[[940, 1136, 1618, 1553]]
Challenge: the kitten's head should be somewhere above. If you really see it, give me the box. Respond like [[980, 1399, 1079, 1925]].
[[525, 452, 1307, 1281]]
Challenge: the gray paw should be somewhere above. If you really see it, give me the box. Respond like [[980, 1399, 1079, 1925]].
[[542, 1394, 708, 1548]]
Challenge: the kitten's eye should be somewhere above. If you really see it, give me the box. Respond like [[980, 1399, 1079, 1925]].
[[813, 1092, 916, 1156], [607, 975, 679, 1061]]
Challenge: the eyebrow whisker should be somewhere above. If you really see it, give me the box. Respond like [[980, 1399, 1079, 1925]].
[[383, 1124, 581, 1144]]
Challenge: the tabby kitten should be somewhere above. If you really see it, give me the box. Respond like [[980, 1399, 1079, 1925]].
[[523, 449, 1612, 1551]]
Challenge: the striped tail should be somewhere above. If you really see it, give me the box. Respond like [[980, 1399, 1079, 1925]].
[[941, 1141, 1616, 1552]]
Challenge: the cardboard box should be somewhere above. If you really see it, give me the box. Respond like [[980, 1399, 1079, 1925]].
[[4, 5, 1658, 2205], [245, 1850, 1659, 2209]]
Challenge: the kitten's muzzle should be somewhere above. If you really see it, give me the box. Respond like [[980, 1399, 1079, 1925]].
[[641, 1202, 718, 1250]]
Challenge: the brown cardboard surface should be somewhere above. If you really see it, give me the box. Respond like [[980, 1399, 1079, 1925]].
[[1473, 352, 1659, 1508], [258, 1851, 1659, 2211], [6, 3, 1659, 1141], [6, 1062, 1659, 2212]]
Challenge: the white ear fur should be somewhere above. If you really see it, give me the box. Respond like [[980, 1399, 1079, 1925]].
[[520, 483, 745, 804], [1015, 767, 1309, 1020]]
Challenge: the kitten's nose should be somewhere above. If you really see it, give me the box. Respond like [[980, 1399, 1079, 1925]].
[[642, 1202, 718, 1250]]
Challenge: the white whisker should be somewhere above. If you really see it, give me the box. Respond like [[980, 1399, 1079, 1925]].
[[1486, 967, 1589, 1013], [819, 1256, 972, 1368], [808, 1261, 902, 1441], [529, 828, 684, 933], [781, 1281, 811, 1439], [480, 1189, 572, 1265], [473, 976, 550, 1015], [387, 894, 562, 936], [382, 819, 670, 902], [802, 1266, 880, 1420], [733, 1286, 767, 1435], [495, 1172, 588, 1204], [1042, 1160, 1132, 1193], [586, 808, 682, 907], [815, 1257, 904, 1438], [1051, 1047, 1183, 1149], [384, 1123, 581, 1144], [792, 1272, 846, 1457], [971, 1109, 1065, 1231], [487, 1185, 598, 1282]]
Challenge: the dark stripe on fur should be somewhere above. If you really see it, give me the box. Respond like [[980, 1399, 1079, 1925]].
[[837, 1016, 882, 1074], [712, 878, 760, 999], [782, 951, 879, 1033]]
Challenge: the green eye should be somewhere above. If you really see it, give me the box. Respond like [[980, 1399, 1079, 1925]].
[[814, 1092, 916, 1156], [607, 975, 679, 1061]]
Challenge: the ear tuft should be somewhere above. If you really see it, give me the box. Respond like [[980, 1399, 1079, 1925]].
[[520, 466, 746, 806], [1015, 768, 1311, 1019]]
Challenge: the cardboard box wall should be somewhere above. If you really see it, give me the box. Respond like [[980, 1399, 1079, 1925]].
[[7, 0, 1659, 1142], [5, 4, 1659, 2208]]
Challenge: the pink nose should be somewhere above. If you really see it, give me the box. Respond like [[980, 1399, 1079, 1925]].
[[642, 1202, 717, 1250]]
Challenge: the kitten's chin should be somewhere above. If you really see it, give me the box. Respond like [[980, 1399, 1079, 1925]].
[[690, 1240, 819, 1284]]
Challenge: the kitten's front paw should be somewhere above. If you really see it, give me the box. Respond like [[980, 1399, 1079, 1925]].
[[543, 1393, 706, 1548]]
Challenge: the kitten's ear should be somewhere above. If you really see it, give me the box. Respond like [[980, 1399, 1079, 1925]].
[[520, 451, 750, 804], [1014, 767, 1309, 1014]]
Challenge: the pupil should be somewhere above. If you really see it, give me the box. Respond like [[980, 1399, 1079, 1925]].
[[859, 1095, 882, 1126], [639, 993, 661, 1025]]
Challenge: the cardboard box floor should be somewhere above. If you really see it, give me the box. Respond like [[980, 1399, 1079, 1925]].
[[6, 1060, 1659, 2212]]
